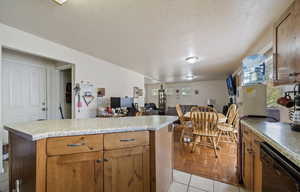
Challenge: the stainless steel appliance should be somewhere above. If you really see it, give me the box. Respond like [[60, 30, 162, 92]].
[[261, 142, 300, 192]]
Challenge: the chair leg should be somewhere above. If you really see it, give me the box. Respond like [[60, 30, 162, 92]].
[[191, 136, 198, 153], [229, 132, 235, 143], [180, 128, 185, 143], [233, 132, 238, 143], [216, 130, 222, 146], [212, 137, 218, 158]]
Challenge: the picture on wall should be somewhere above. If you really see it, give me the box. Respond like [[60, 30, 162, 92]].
[[97, 88, 105, 97]]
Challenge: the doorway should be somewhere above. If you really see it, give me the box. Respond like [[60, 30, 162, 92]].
[[1, 49, 74, 143], [2, 57, 47, 123], [59, 68, 72, 119]]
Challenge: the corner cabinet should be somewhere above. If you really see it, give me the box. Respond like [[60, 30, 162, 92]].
[[241, 124, 262, 192], [273, 0, 300, 85]]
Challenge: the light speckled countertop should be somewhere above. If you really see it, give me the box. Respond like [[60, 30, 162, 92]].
[[241, 118, 300, 168], [4, 116, 178, 141]]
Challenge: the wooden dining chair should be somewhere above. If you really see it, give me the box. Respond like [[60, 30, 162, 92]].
[[190, 111, 219, 158], [176, 104, 192, 143], [217, 109, 239, 144]]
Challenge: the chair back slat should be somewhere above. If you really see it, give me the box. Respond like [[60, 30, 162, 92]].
[[226, 104, 237, 124], [176, 104, 185, 123], [232, 110, 239, 130], [191, 111, 219, 135]]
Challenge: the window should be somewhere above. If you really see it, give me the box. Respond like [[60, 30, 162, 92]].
[[152, 88, 158, 96], [165, 88, 174, 96], [181, 87, 192, 96]]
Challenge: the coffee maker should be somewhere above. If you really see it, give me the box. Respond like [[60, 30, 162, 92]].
[[291, 84, 300, 132]]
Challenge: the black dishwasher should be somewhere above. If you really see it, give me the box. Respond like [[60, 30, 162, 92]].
[[261, 142, 300, 192]]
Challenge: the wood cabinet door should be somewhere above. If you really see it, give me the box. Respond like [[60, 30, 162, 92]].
[[252, 137, 262, 192], [47, 152, 103, 192], [274, 2, 296, 85], [294, 0, 300, 81], [242, 138, 253, 192], [104, 146, 150, 192]]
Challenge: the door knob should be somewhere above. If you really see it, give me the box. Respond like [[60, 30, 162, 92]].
[[42, 107, 47, 111]]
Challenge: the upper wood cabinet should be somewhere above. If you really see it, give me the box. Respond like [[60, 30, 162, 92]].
[[273, 1, 300, 85]]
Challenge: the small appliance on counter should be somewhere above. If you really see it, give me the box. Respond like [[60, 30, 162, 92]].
[[289, 84, 300, 132], [236, 84, 267, 117]]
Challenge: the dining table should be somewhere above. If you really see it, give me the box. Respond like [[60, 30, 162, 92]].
[[184, 112, 227, 123]]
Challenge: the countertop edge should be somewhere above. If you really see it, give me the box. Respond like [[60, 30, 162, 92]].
[[5, 117, 178, 141], [241, 120, 300, 168]]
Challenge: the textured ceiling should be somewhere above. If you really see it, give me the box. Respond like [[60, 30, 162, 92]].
[[0, 0, 293, 82]]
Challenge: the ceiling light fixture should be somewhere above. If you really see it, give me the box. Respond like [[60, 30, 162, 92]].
[[53, 0, 68, 5], [185, 56, 200, 64], [185, 75, 198, 80]]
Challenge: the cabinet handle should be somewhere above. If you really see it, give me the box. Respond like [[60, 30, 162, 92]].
[[67, 143, 85, 147], [96, 158, 109, 163], [247, 148, 253, 154], [120, 138, 135, 142], [289, 72, 300, 77]]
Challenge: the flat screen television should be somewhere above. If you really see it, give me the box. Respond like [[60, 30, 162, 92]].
[[110, 97, 121, 108], [226, 75, 236, 96]]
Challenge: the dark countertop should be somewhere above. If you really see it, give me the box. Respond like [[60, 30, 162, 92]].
[[241, 118, 300, 167]]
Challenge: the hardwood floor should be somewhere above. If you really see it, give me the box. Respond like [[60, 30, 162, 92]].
[[174, 126, 239, 185]]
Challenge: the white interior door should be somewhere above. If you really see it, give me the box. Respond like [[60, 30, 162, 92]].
[[2, 59, 47, 124]]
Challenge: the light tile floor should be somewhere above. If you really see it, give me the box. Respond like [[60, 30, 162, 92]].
[[0, 161, 9, 192], [170, 170, 242, 192], [0, 164, 243, 192]]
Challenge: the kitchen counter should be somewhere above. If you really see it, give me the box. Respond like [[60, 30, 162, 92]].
[[7, 115, 177, 192], [4, 115, 178, 141], [241, 118, 300, 167]]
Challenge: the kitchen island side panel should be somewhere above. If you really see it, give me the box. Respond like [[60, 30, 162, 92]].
[[150, 124, 173, 192], [9, 132, 36, 192]]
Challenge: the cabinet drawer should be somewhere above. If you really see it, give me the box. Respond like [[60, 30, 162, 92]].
[[47, 134, 103, 156], [104, 131, 149, 150]]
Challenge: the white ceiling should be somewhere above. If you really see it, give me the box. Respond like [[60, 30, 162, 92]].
[[0, 0, 293, 82]]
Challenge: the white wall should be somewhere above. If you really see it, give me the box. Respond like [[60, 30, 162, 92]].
[[0, 23, 145, 173], [145, 80, 228, 112], [0, 23, 145, 119]]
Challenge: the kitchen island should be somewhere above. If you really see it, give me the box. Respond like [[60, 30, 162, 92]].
[[5, 116, 177, 192]]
